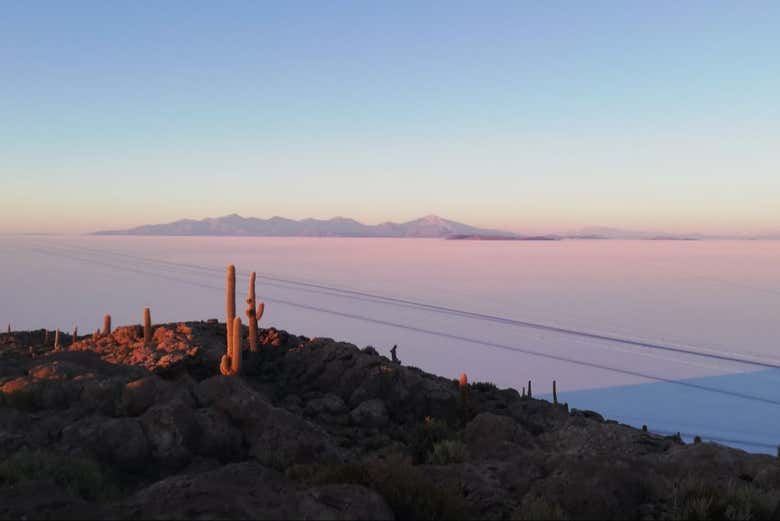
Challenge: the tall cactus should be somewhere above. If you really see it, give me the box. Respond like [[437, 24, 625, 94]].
[[220, 316, 243, 376], [103, 314, 111, 336], [143, 307, 152, 345], [54, 329, 60, 351], [527, 380, 532, 399], [553, 380, 558, 405], [246, 272, 258, 352], [226, 265, 236, 355], [72, 326, 78, 346]]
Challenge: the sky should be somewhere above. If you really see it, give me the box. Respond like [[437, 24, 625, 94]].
[[1, 1, 778, 235]]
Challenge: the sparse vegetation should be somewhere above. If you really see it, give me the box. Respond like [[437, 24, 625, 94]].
[[513, 496, 568, 521], [0, 449, 118, 501], [427, 439, 467, 465], [288, 457, 470, 520], [669, 476, 780, 521], [410, 417, 453, 464]]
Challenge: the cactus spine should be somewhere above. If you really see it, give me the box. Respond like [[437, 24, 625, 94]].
[[220, 316, 243, 376], [143, 307, 152, 345], [102, 315, 111, 336], [553, 380, 558, 405], [226, 265, 236, 355], [246, 272, 258, 352]]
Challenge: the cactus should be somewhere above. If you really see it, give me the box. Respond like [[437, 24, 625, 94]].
[[642, 424, 648, 432], [246, 272, 258, 352], [226, 265, 236, 355], [103, 315, 111, 336], [527, 380, 532, 399], [220, 316, 243, 376], [553, 380, 558, 405], [54, 329, 60, 351], [522, 386, 526, 399], [143, 307, 152, 345], [458, 373, 469, 424], [43, 329, 49, 345], [72, 326, 78, 345]]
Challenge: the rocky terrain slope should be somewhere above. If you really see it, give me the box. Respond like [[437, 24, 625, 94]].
[[1, 321, 779, 520]]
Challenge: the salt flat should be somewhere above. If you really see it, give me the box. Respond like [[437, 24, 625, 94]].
[[2, 236, 779, 452]]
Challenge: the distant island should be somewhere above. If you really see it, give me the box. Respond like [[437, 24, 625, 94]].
[[93, 214, 517, 239], [447, 234, 559, 241]]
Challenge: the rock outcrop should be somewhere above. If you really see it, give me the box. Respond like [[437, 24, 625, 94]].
[[1, 321, 779, 520]]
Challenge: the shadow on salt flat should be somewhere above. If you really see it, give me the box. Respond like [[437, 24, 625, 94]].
[[544, 368, 780, 454]]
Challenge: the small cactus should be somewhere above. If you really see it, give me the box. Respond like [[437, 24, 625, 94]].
[[642, 424, 648, 432], [694, 435, 702, 444], [102, 314, 111, 336], [553, 380, 558, 405], [143, 307, 152, 345]]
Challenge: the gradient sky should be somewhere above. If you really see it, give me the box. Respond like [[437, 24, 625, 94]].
[[2, 1, 778, 234]]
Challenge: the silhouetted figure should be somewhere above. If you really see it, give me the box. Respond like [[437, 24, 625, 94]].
[[390, 344, 400, 364]]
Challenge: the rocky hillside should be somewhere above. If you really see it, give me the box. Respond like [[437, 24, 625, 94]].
[[1, 321, 779, 520]]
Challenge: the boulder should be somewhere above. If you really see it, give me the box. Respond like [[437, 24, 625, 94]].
[[297, 484, 395, 520], [464, 413, 535, 458], [192, 408, 243, 461], [196, 376, 342, 467], [350, 399, 389, 428], [140, 399, 198, 470], [62, 417, 150, 472], [306, 394, 348, 417], [109, 462, 298, 519]]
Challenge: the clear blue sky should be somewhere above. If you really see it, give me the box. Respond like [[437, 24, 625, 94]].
[[2, 1, 778, 234]]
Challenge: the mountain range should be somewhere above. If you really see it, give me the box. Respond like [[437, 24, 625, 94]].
[[93, 214, 517, 238], [92, 216, 780, 240]]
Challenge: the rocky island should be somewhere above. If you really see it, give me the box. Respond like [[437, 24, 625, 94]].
[[1, 267, 779, 520]]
